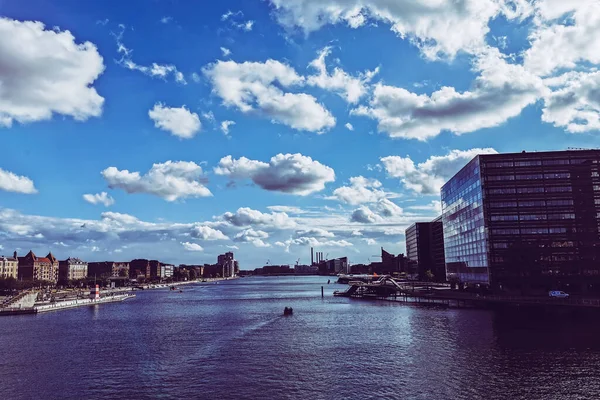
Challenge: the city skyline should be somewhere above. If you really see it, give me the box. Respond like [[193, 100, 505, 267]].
[[2, 1, 600, 267]]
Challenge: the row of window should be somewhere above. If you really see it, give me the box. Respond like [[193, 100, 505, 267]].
[[491, 213, 577, 221], [491, 227, 571, 234], [492, 241, 575, 249], [485, 159, 593, 168]]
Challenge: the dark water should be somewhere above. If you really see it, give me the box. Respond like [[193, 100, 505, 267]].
[[1, 276, 600, 400]]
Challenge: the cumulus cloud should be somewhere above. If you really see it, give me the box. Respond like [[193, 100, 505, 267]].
[[148, 103, 201, 139], [267, 0, 531, 60], [221, 207, 296, 229], [353, 48, 545, 140], [381, 148, 497, 194], [203, 59, 335, 132], [83, 192, 115, 207], [102, 161, 212, 201], [215, 153, 335, 195], [0, 168, 37, 194], [350, 199, 403, 223], [307, 46, 379, 103], [331, 176, 386, 205], [294, 228, 334, 238], [0, 18, 104, 127], [525, 1, 600, 77], [276, 236, 352, 252], [220, 120, 235, 135], [234, 228, 270, 247], [191, 225, 229, 241], [408, 200, 443, 214], [345, 123, 354, 131], [181, 242, 203, 251]]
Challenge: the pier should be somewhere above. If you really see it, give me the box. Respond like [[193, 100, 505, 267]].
[[334, 276, 600, 310]]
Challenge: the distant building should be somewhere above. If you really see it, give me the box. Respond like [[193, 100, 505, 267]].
[[318, 257, 348, 275], [130, 259, 150, 279], [294, 264, 319, 274], [217, 252, 236, 278], [88, 262, 129, 278], [17, 250, 59, 283], [59, 257, 88, 281], [378, 248, 407, 276], [0, 253, 18, 279], [160, 264, 174, 279], [405, 218, 446, 281], [441, 149, 600, 293]]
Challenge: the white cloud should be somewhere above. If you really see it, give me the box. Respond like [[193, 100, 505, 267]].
[[191, 225, 229, 241], [148, 103, 201, 139], [525, 1, 600, 77], [350, 198, 403, 223], [221, 10, 255, 31], [215, 153, 335, 195], [236, 20, 255, 31], [83, 192, 115, 207], [234, 228, 270, 247], [220, 120, 236, 135], [102, 161, 212, 201], [345, 122, 354, 131], [381, 148, 497, 194], [0, 18, 104, 127], [221, 207, 296, 229], [353, 48, 545, 140], [267, 205, 306, 214], [267, 0, 531, 60], [277, 236, 353, 252], [542, 71, 600, 133], [294, 228, 334, 238], [221, 47, 232, 57], [191, 72, 201, 83], [182, 242, 204, 251], [114, 26, 186, 84], [203, 59, 335, 132], [331, 176, 386, 205], [307, 46, 378, 103], [160, 16, 173, 24], [408, 200, 442, 214], [0, 168, 37, 194]]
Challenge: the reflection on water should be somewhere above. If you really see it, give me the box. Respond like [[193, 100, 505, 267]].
[[1, 276, 599, 400]]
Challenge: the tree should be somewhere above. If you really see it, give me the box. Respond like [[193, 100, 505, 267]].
[[425, 270, 434, 282]]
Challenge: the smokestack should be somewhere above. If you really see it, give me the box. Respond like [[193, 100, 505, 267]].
[[311, 247, 314, 265]]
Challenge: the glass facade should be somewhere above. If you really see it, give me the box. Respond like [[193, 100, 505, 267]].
[[441, 157, 489, 284], [442, 149, 600, 292]]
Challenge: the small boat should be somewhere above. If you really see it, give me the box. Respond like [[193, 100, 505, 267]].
[[283, 307, 293, 316]]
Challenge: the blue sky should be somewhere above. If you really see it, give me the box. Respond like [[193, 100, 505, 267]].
[[1, 0, 599, 268]]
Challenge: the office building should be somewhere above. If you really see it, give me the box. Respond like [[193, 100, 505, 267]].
[[217, 252, 236, 278], [405, 218, 446, 281], [441, 149, 600, 292]]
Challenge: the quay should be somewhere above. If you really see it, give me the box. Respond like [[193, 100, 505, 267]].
[[334, 277, 600, 310], [0, 287, 135, 316]]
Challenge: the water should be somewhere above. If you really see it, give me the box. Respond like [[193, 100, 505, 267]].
[[1, 276, 600, 400]]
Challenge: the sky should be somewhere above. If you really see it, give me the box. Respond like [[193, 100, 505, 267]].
[[1, 0, 599, 269]]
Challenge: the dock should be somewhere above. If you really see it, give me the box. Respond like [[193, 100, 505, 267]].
[[334, 277, 600, 310], [0, 290, 135, 316]]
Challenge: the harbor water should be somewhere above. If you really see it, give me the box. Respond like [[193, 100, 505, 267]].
[[1, 276, 600, 399]]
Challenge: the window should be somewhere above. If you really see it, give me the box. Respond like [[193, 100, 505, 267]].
[[547, 199, 574, 206], [487, 161, 514, 168], [518, 200, 546, 207], [487, 175, 515, 181], [544, 172, 570, 179], [492, 228, 520, 235], [516, 174, 544, 180], [490, 201, 518, 208], [519, 214, 547, 220], [517, 187, 545, 193], [491, 215, 519, 221], [515, 160, 542, 166], [548, 213, 575, 220], [521, 227, 549, 234], [543, 159, 570, 165], [488, 188, 516, 194], [545, 186, 572, 192]]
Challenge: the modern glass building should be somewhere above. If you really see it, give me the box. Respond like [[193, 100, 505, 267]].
[[405, 216, 446, 282], [441, 149, 600, 293]]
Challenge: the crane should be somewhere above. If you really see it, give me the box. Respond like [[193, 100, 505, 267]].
[[295, 258, 300, 266], [266, 259, 270, 265], [325, 253, 329, 261]]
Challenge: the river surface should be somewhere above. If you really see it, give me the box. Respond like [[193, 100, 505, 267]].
[[1, 276, 600, 400]]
